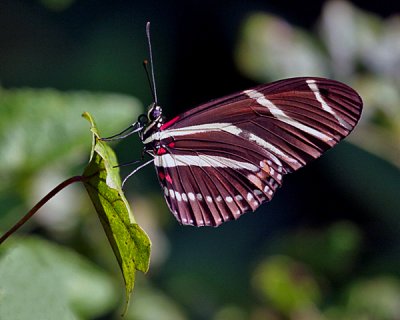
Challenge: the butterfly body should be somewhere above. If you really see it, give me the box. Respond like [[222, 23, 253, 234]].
[[137, 77, 362, 227]]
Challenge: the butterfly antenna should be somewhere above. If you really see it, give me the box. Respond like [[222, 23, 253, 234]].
[[145, 21, 158, 104], [143, 60, 155, 102]]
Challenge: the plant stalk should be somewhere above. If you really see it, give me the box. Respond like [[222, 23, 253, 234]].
[[0, 175, 86, 245]]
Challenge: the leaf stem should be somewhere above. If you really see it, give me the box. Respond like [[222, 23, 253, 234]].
[[0, 175, 87, 245]]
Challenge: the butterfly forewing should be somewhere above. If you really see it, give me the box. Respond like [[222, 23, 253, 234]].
[[145, 77, 363, 226]]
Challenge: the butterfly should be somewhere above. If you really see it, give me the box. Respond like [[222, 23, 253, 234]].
[[107, 76, 363, 227], [104, 24, 363, 227]]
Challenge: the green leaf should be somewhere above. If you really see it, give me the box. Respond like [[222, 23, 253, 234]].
[[81, 112, 151, 311]]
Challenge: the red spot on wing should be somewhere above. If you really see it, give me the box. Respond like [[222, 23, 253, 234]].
[[157, 147, 167, 155], [159, 171, 172, 183], [168, 141, 175, 148], [160, 116, 180, 130], [165, 174, 173, 183]]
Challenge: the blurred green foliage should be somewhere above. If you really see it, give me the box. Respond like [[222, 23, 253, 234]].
[[0, 237, 117, 319], [0, 87, 141, 181], [253, 255, 321, 314], [0, 0, 399, 319]]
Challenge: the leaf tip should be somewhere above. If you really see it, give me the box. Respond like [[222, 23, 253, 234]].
[[82, 111, 100, 139]]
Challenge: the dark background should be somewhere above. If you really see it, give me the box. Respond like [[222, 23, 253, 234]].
[[0, 1, 399, 319]]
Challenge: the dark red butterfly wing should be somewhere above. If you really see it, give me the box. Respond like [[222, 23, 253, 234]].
[[154, 133, 284, 226], [144, 77, 363, 226]]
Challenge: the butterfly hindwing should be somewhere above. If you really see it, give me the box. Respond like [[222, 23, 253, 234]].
[[156, 152, 283, 226]]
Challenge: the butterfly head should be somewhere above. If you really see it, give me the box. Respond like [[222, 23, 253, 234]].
[[139, 102, 165, 140]]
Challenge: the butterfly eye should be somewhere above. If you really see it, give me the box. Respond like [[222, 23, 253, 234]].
[[138, 114, 148, 126]]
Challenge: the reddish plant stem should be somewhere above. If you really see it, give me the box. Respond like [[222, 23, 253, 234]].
[[0, 175, 87, 245]]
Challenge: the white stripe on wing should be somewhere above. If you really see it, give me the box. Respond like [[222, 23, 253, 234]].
[[243, 89, 333, 142], [154, 154, 259, 171]]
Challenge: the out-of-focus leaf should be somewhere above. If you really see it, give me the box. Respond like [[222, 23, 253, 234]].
[[325, 277, 400, 319], [321, 1, 400, 82], [0, 237, 116, 320], [351, 76, 400, 167], [214, 306, 248, 320], [0, 87, 141, 181], [82, 112, 151, 310], [126, 287, 187, 320], [252, 255, 321, 315], [235, 13, 328, 81], [319, 0, 362, 78], [345, 277, 400, 319]]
